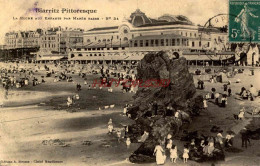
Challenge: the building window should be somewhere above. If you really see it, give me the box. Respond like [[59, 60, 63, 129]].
[[87, 39, 91, 42], [161, 32, 163, 35], [151, 40, 154, 47], [90, 54, 92, 56], [94, 54, 97, 56], [172, 39, 175, 46], [134, 40, 138, 47], [140, 40, 143, 47], [145, 40, 149, 47], [130, 41, 133, 47], [208, 42, 210, 47], [161, 39, 164, 46], [132, 34, 134, 38], [71, 54, 75, 58], [98, 40, 101, 42], [190, 33, 192, 37], [181, 32, 183, 35], [155, 40, 159, 46], [124, 29, 128, 33], [103, 39, 106, 42], [192, 41, 195, 47], [176, 39, 180, 46], [99, 54, 101, 56], [199, 41, 201, 47], [186, 32, 187, 36], [166, 39, 169, 46], [194, 33, 197, 37], [78, 54, 83, 57], [123, 37, 128, 41]]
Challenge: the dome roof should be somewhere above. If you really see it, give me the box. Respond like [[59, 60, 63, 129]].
[[129, 9, 152, 27]]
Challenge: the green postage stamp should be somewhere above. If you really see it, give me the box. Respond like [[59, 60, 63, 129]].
[[229, 0, 260, 42]]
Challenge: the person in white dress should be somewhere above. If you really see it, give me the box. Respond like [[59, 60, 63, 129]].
[[175, 110, 180, 119], [126, 137, 131, 149], [238, 111, 245, 120], [123, 106, 127, 116], [67, 96, 73, 107], [203, 99, 208, 110], [166, 139, 173, 150], [170, 145, 178, 163], [153, 144, 166, 165], [183, 147, 189, 163]]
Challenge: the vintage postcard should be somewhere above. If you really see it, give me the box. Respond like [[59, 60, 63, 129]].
[[0, 0, 260, 166]]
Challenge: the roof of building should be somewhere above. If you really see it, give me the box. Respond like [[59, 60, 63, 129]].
[[158, 14, 193, 24], [137, 21, 193, 27], [198, 26, 228, 33], [88, 26, 119, 32], [131, 34, 189, 40], [129, 9, 152, 27]]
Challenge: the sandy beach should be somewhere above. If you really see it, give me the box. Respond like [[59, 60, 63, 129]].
[[0, 65, 260, 166]]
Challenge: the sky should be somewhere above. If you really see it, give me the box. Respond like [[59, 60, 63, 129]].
[[0, 0, 229, 44]]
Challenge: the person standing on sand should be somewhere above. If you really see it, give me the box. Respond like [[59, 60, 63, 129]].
[[183, 147, 189, 163], [228, 87, 232, 96], [215, 92, 220, 105], [126, 137, 131, 148], [153, 143, 166, 165], [203, 98, 208, 110], [241, 128, 251, 148], [170, 145, 178, 163]]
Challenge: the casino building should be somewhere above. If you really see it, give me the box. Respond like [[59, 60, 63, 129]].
[[69, 9, 234, 65]]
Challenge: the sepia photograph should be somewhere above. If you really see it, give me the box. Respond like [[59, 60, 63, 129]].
[[0, 0, 260, 165]]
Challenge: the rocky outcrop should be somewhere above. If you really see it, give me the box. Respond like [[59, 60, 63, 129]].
[[128, 51, 203, 163]]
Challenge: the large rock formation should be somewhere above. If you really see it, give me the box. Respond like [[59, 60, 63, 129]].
[[128, 51, 203, 163]]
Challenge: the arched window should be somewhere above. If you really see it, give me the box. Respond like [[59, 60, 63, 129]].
[[87, 39, 91, 42], [98, 40, 101, 42], [78, 54, 83, 57], [71, 54, 75, 58], [123, 37, 128, 41]]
